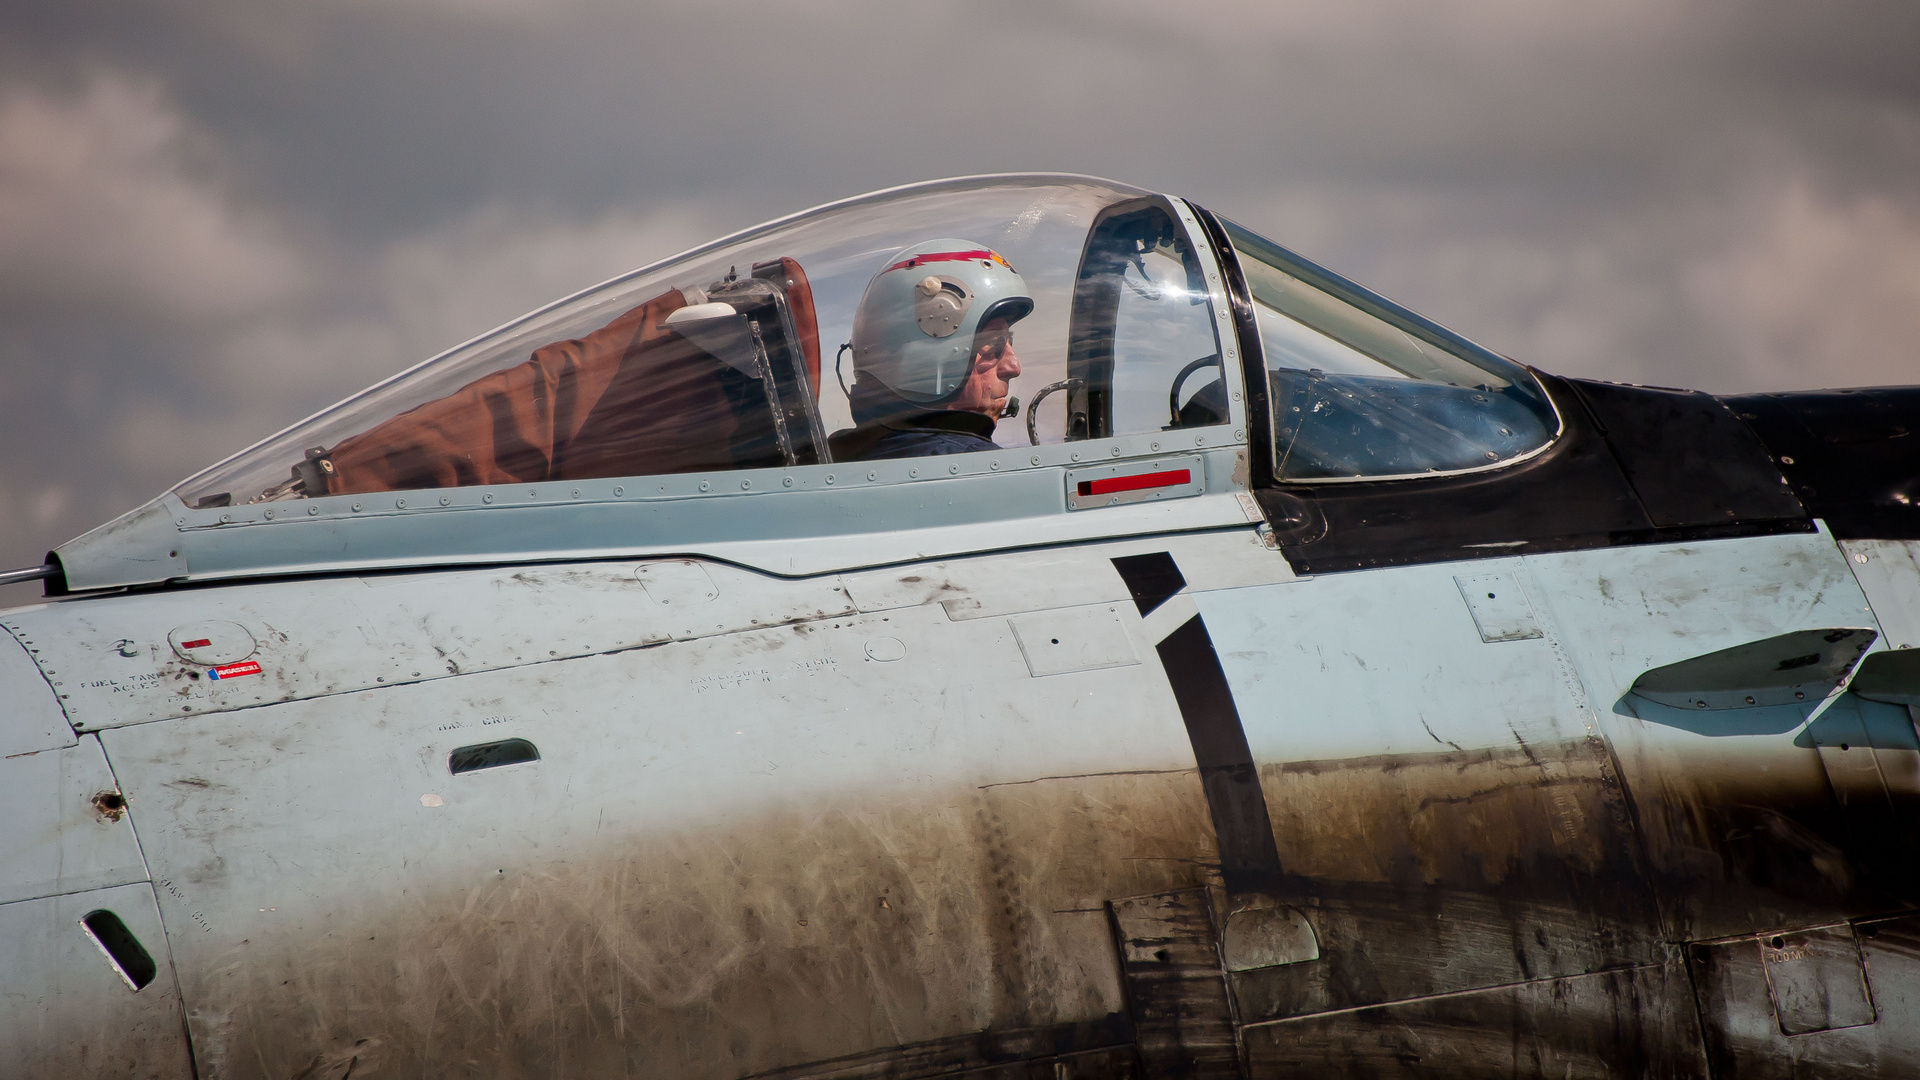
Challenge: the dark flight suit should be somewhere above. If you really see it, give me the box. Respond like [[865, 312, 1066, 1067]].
[[826, 410, 999, 461]]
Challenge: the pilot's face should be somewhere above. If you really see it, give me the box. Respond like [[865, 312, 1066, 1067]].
[[952, 317, 1021, 419]]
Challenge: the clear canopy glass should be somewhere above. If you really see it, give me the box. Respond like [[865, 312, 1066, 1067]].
[[177, 176, 1229, 508], [1222, 219, 1559, 482]]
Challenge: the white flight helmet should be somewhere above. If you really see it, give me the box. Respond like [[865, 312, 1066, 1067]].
[[849, 239, 1034, 406]]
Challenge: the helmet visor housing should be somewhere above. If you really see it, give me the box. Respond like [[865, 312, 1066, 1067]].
[[851, 240, 1033, 405]]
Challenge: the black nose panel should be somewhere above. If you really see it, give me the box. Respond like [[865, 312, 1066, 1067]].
[[1726, 386, 1920, 540], [1571, 379, 1806, 528]]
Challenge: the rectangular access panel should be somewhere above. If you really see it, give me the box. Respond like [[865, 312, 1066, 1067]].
[[1691, 915, 1920, 1076]]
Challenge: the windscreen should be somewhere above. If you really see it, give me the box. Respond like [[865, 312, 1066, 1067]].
[[1059, 199, 1226, 443], [1222, 219, 1559, 482]]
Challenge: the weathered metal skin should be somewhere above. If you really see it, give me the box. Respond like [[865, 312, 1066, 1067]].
[[1238, 743, 1660, 1019], [125, 775, 1189, 1077], [84, 589, 1216, 1078], [3, 530, 1918, 1076], [108, 714, 1652, 1075], [6, 525, 1920, 1076], [6, 173, 1919, 1077], [1244, 960, 1710, 1078], [1692, 914, 1920, 1076]]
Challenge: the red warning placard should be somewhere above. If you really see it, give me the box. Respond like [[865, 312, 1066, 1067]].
[[209, 660, 262, 680], [1076, 468, 1191, 498]]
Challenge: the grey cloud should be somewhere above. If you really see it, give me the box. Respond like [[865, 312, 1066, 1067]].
[[0, 74, 306, 322]]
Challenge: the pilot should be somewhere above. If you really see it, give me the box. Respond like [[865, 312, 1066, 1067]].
[[827, 239, 1033, 460]]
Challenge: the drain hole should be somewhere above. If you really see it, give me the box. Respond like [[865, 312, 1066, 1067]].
[[450, 738, 540, 775], [82, 910, 157, 990]]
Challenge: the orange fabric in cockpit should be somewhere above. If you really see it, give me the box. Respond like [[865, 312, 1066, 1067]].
[[757, 256, 821, 397], [322, 288, 734, 494], [320, 254, 825, 495]]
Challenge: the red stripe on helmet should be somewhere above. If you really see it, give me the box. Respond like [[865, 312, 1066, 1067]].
[[884, 250, 1010, 274]]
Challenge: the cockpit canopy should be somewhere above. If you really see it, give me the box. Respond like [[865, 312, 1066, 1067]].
[[178, 177, 1235, 509], [35, 174, 1579, 594], [173, 173, 1556, 513]]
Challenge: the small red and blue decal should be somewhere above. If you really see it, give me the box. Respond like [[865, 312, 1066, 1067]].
[[208, 660, 261, 680]]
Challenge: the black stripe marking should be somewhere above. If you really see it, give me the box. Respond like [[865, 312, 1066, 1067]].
[[1111, 551, 1187, 616], [1112, 552, 1288, 897], [1156, 615, 1287, 895]]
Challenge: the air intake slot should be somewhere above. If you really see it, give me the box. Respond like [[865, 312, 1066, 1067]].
[[81, 909, 157, 990], [449, 738, 540, 775]]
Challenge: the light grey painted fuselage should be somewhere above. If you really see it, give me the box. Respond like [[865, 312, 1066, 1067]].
[[6, 174, 1920, 1078], [10, 524, 1920, 1077]]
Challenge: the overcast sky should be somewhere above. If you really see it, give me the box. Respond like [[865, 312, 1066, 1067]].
[[2, 0, 1917, 596]]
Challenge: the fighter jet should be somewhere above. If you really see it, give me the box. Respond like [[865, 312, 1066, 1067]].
[[4, 174, 1917, 1079]]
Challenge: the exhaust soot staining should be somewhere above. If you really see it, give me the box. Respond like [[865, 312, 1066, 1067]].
[[1755, 925, 1878, 1035], [180, 776, 1197, 1077], [1243, 961, 1707, 1077], [449, 738, 540, 775], [91, 789, 127, 822], [81, 909, 158, 990], [289, 1037, 385, 1080], [1262, 745, 1632, 889], [1108, 889, 1241, 1075], [737, 1017, 1137, 1079]]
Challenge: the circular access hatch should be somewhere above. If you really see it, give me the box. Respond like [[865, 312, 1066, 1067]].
[[168, 621, 257, 666]]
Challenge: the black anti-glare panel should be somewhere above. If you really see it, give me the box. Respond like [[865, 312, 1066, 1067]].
[[1572, 380, 1806, 529], [1258, 373, 1815, 574], [1261, 374, 1647, 571], [1726, 387, 1920, 540]]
